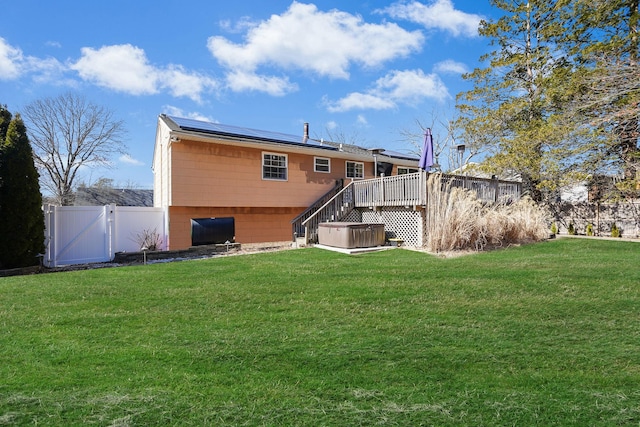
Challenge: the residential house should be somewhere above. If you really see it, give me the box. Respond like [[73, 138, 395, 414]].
[[153, 115, 420, 250]]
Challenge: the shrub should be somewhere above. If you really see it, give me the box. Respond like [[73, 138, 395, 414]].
[[132, 227, 163, 251], [550, 222, 558, 235], [611, 223, 621, 238], [568, 222, 576, 235], [586, 223, 594, 236]]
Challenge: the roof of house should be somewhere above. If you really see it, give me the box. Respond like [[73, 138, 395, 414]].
[[161, 114, 418, 162], [74, 187, 154, 207]]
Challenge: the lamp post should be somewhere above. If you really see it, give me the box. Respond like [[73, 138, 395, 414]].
[[456, 144, 466, 174], [369, 148, 385, 177]]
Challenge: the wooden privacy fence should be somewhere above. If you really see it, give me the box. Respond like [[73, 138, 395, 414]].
[[43, 204, 166, 267]]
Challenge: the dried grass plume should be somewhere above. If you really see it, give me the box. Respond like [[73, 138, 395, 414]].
[[424, 174, 549, 252]]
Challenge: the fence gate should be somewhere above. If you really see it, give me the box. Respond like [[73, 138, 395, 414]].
[[43, 204, 165, 267]]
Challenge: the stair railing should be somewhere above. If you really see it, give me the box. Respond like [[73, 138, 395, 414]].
[[299, 182, 355, 244]]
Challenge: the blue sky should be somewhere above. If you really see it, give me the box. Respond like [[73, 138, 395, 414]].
[[1, 0, 498, 189]]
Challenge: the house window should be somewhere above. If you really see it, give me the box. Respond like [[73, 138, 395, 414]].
[[314, 157, 330, 173], [398, 167, 420, 175], [263, 152, 288, 180], [346, 161, 364, 179]]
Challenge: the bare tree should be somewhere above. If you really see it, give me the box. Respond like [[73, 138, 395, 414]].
[[318, 126, 367, 147], [23, 92, 127, 205], [399, 109, 479, 173]]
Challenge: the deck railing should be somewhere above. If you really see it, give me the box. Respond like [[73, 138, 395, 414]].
[[353, 172, 521, 207], [440, 174, 521, 204], [353, 172, 427, 207]]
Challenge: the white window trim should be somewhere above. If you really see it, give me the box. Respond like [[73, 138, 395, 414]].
[[314, 157, 331, 173], [398, 167, 420, 175], [346, 161, 364, 179], [262, 152, 288, 181]]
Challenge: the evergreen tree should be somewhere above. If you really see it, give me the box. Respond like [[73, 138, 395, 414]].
[[0, 113, 45, 269], [456, 0, 566, 202], [458, 0, 639, 201], [0, 105, 11, 219], [0, 104, 11, 141]]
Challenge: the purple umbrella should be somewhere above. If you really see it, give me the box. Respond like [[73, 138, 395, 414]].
[[418, 128, 434, 171]]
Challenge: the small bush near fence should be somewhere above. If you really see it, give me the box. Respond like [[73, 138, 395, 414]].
[[132, 227, 163, 251], [611, 223, 621, 238], [424, 174, 549, 252], [586, 223, 594, 236]]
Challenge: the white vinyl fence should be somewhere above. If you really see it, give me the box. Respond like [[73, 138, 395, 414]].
[[43, 204, 166, 267]]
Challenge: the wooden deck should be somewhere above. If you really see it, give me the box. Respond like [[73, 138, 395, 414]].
[[293, 171, 522, 243]]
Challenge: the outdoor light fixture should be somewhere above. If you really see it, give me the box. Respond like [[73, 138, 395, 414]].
[[456, 144, 466, 174], [369, 148, 385, 177]]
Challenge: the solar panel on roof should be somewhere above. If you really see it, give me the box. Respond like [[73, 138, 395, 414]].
[[382, 149, 419, 161], [168, 116, 334, 150]]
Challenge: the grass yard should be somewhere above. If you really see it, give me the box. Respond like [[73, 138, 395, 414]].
[[1, 238, 640, 426]]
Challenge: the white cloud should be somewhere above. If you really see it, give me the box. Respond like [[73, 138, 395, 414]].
[[0, 37, 25, 80], [326, 69, 449, 112], [381, 0, 483, 38], [162, 105, 217, 122], [161, 64, 219, 100], [72, 44, 158, 95], [1, 39, 217, 101], [433, 59, 469, 74], [225, 70, 297, 96], [356, 115, 368, 126], [325, 120, 338, 130], [71, 44, 218, 102], [219, 16, 258, 34], [27, 56, 67, 84], [0, 37, 66, 83], [326, 92, 397, 112], [208, 2, 423, 94], [119, 154, 145, 166]]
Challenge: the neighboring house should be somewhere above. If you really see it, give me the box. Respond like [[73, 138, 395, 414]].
[[74, 186, 154, 207], [153, 114, 420, 249], [559, 182, 588, 203]]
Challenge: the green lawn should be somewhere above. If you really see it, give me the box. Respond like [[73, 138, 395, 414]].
[[1, 238, 639, 426]]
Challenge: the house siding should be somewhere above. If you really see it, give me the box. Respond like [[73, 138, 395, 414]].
[[166, 140, 365, 247], [170, 140, 366, 208], [152, 121, 172, 208], [169, 206, 305, 247]]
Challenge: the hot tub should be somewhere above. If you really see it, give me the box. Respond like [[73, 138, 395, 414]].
[[318, 222, 385, 249]]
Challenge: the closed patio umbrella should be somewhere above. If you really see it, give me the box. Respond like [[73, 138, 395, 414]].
[[418, 128, 434, 171]]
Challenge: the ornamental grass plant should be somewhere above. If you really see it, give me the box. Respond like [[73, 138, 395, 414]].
[[424, 174, 549, 252]]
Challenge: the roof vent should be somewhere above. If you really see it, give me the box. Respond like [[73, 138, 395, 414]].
[[303, 122, 309, 143]]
